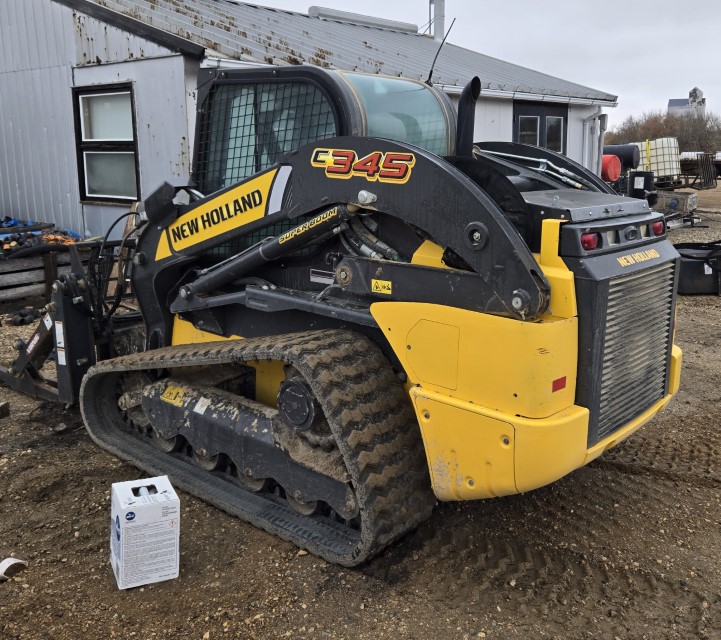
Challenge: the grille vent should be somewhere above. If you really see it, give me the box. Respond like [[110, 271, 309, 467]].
[[595, 262, 675, 441]]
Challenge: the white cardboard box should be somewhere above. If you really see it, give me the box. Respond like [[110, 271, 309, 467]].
[[110, 475, 180, 590]]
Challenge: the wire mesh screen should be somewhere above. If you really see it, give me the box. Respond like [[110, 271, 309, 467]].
[[196, 81, 337, 194]]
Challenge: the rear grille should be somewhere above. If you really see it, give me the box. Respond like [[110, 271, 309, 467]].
[[595, 262, 675, 441]]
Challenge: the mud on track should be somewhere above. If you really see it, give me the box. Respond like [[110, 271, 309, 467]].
[[1, 206, 720, 640]]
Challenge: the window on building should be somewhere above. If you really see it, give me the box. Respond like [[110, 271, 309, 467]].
[[73, 85, 139, 202], [545, 116, 564, 153], [518, 116, 540, 146], [513, 102, 568, 154]]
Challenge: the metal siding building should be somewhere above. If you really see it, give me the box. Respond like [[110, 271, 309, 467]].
[[0, 0, 617, 235], [0, 0, 199, 237], [0, 0, 79, 232], [73, 0, 616, 102]]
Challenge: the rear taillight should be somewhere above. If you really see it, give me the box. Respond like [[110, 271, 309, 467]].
[[651, 220, 665, 236], [581, 232, 601, 250]]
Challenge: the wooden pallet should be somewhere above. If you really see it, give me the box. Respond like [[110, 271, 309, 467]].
[[0, 252, 77, 303]]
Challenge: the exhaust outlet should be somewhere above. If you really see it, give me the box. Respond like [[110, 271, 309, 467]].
[[455, 76, 481, 157]]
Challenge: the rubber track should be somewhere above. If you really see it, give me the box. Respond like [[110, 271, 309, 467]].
[[79, 330, 436, 566]]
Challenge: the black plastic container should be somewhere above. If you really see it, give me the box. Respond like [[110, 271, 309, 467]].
[[675, 242, 721, 295], [603, 144, 640, 171], [627, 171, 655, 199]]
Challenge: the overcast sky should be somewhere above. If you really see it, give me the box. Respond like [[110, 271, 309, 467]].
[[253, 0, 718, 129]]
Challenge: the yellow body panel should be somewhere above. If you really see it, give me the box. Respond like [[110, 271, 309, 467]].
[[669, 344, 682, 396], [371, 302, 577, 419], [171, 318, 238, 345], [410, 346, 680, 501], [535, 219, 577, 319], [410, 240, 450, 269], [372, 251, 682, 501], [155, 169, 278, 261], [251, 361, 285, 408], [406, 320, 459, 390], [170, 317, 283, 408], [410, 389, 517, 500]]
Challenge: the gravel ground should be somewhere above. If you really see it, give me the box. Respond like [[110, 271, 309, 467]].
[[0, 186, 720, 640]]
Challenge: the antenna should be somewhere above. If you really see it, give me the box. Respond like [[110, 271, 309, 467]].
[[425, 17, 455, 86]]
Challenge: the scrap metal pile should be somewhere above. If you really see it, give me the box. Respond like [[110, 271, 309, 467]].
[[1, 218, 80, 257]]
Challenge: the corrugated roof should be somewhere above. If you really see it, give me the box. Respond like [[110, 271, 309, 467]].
[[667, 98, 689, 107], [56, 0, 617, 103]]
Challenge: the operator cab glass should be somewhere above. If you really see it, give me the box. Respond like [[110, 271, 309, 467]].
[[337, 72, 453, 156]]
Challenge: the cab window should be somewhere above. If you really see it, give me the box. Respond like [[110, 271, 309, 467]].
[[338, 72, 451, 156], [196, 81, 337, 194]]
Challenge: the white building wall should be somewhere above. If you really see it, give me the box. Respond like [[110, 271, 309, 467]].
[[568, 104, 606, 171], [73, 11, 176, 66], [0, 0, 75, 74], [0, 0, 80, 231], [448, 93, 607, 169], [0, 0, 196, 238], [473, 98, 514, 143], [74, 56, 194, 237], [447, 95, 514, 145], [0, 64, 82, 233]]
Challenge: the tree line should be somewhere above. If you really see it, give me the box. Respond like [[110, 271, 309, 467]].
[[605, 111, 721, 153]]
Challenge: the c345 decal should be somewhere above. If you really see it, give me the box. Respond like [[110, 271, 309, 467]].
[[311, 149, 415, 184]]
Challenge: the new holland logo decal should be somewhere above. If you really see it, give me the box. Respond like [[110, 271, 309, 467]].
[[155, 169, 278, 260], [616, 248, 660, 267]]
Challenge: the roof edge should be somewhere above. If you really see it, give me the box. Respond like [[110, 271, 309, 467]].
[[51, 0, 205, 59], [308, 6, 418, 33], [438, 84, 617, 107]]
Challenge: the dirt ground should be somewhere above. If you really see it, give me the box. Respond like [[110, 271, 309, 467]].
[[1, 188, 720, 640]]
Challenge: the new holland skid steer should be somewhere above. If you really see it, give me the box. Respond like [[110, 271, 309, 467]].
[[0, 66, 682, 566]]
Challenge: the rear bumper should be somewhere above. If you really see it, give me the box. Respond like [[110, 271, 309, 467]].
[[411, 344, 682, 501]]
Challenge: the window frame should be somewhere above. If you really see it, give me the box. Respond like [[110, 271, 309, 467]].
[[545, 115, 565, 153], [72, 83, 140, 203], [513, 102, 568, 154], [517, 115, 540, 146]]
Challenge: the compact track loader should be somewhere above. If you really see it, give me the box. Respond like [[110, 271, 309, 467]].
[[0, 67, 682, 566]]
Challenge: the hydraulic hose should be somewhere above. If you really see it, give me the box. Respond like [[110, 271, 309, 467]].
[[349, 218, 401, 261]]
